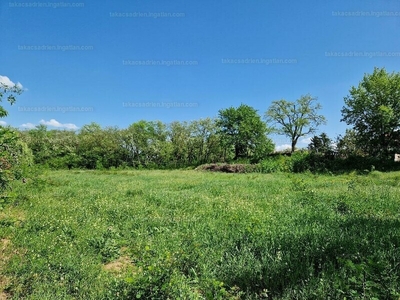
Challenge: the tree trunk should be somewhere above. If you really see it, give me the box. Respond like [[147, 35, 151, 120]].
[[291, 141, 296, 153], [234, 145, 239, 160]]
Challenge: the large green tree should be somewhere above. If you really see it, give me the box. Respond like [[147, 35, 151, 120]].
[[122, 120, 169, 168], [167, 119, 224, 167], [188, 118, 224, 164], [78, 123, 129, 169], [341, 67, 400, 158], [168, 121, 191, 167], [217, 104, 274, 162], [265, 94, 326, 153], [20, 125, 52, 165]]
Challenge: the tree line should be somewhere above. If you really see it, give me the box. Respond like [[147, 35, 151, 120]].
[[1, 67, 400, 191]]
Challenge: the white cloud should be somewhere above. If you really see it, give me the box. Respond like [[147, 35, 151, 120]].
[[0, 75, 23, 89], [0, 121, 7, 126], [20, 123, 36, 129], [19, 119, 78, 130], [300, 137, 312, 144], [275, 144, 292, 152], [40, 119, 78, 130]]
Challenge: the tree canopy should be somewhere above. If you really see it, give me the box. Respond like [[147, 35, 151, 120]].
[[265, 94, 326, 153], [308, 132, 332, 154], [217, 104, 274, 162], [341, 67, 400, 158]]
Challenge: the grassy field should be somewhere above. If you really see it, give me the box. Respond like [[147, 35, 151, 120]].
[[1, 169, 400, 299]]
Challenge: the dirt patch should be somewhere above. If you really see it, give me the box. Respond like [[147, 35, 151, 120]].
[[103, 256, 134, 273], [0, 239, 11, 266], [0, 239, 10, 250], [0, 209, 25, 223], [0, 208, 25, 231], [196, 163, 258, 173], [0, 292, 8, 300], [0, 239, 11, 300], [0, 280, 9, 300]]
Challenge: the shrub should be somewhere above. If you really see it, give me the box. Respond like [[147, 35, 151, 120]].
[[0, 126, 34, 197], [258, 156, 288, 173], [258, 151, 309, 173]]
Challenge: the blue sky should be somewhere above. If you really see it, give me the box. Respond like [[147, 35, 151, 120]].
[[1, 0, 400, 149]]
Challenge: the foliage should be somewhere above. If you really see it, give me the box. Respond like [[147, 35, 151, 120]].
[[341, 67, 400, 158], [0, 126, 33, 199], [266, 94, 326, 153], [187, 118, 225, 165], [0, 80, 30, 199], [217, 104, 274, 162], [122, 120, 169, 168], [308, 132, 333, 154], [335, 129, 365, 158], [0, 82, 22, 118], [21, 125, 79, 169], [258, 155, 295, 173], [78, 123, 128, 169], [167, 121, 193, 167], [256, 151, 400, 174]]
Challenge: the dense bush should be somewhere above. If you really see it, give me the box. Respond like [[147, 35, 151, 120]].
[[199, 152, 400, 175], [0, 126, 33, 198], [294, 153, 400, 174], [258, 151, 309, 173], [258, 155, 293, 173]]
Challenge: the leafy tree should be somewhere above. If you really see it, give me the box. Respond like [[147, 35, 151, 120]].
[[0, 81, 33, 197], [308, 133, 332, 154], [335, 129, 365, 158], [20, 125, 52, 165], [0, 127, 33, 196], [78, 123, 128, 169], [341, 67, 400, 158], [0, 81, 22, 117], [48, 130, 79, 169], [217, 104, 274, 162], [122, 120, 169, 168], [77, 122, 105, 169], [166, 119, 225, 167], [168, 121, 191, 167], [188, 118, 224, 164], [265, 94, 326, 153], [22, 125, 81, 168]]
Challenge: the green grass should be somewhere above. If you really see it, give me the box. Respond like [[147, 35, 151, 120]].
[[1, 169, 400, 299]]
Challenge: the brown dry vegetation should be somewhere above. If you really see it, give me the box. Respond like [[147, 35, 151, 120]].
[[103, 256, 134, 273], [0, 239, 11, 300], [195, 163, 257, 173], [102, 247, 137, 274]]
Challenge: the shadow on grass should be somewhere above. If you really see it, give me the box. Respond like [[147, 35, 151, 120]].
[[219, 215, 400, 299]]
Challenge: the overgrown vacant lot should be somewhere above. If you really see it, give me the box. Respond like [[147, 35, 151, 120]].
[[1, 170, 400, 299]]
